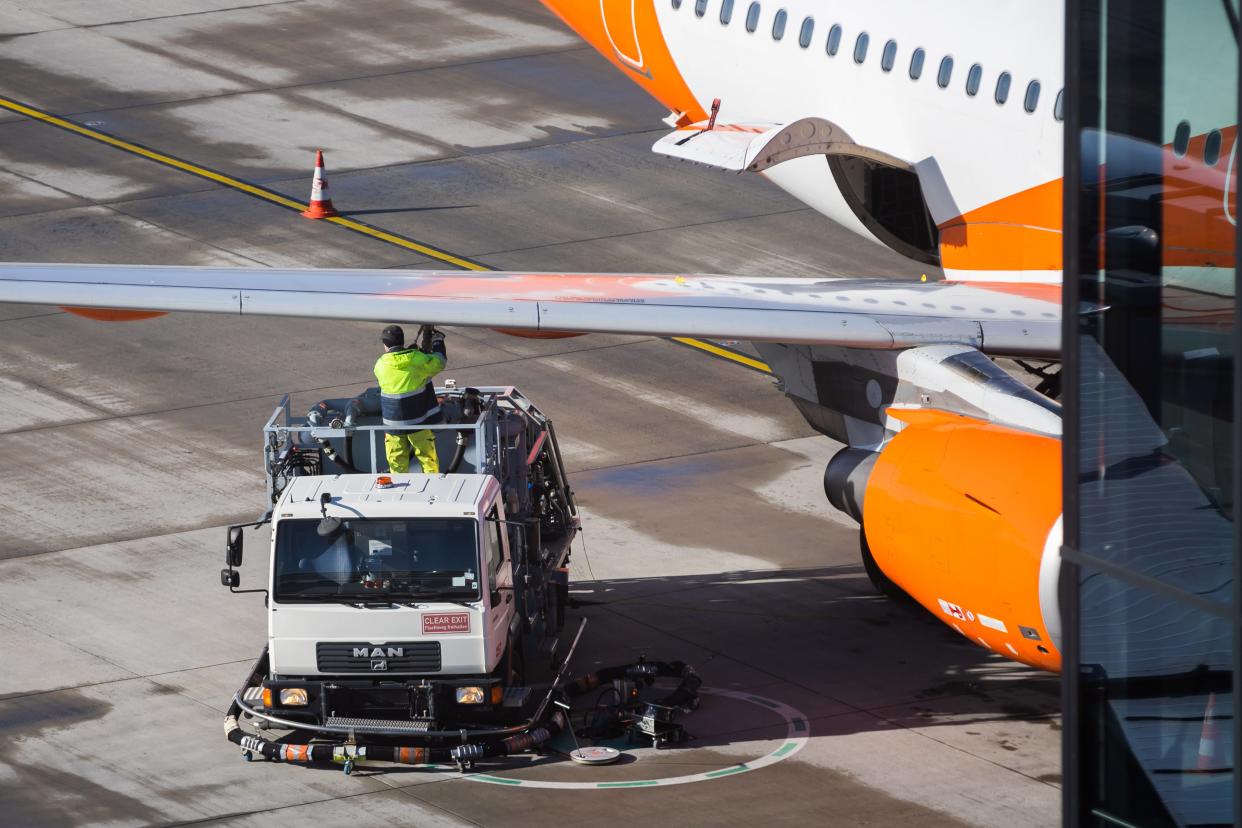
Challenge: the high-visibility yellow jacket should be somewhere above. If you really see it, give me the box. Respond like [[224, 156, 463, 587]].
[[373, 341, 446, 426]]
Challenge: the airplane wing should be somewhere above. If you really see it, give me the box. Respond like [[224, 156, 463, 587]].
[[0, 263, 1060, 357]]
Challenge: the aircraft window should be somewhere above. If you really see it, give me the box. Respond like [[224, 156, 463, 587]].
[[966, 63, 982, 96], [909, 47, 925, 79], [826, 23, 842, 55], [745, 1, 760, 32], [1053, 88, 1064, 121], [937, 55, 953, 88], [881, 39, 897, 72], [1024, 79, 1040, 112], [695, 0, 708, 17], [853, 32, 869, 64], [772, 9, 786, 40], [672, 0, 683, 8], [720, 0, 734, 24], [995, 71, 1011, 104], [1205, 128, 1223, 166], [798, 16, 814, 48], [1173, 120, 1191, 156]]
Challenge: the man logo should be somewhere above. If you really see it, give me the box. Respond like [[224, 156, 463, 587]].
[[353, 646, 403, 658], [371, 659, 388, 671]]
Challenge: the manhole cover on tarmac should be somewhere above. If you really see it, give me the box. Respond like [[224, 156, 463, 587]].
[[465, 688, 810, 790]]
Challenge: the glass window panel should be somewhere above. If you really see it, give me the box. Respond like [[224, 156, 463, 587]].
[[937, 55, 953, 88], [771, 8, 786, 40], [672, 0, 682, 8], [745, 1, 760, 32], [995, 71, 1011, 104], [1024, 79, 1041, 112], [1173, 120, 1191, 156], [908, 47, 924, 79], [966, 63, 982, 96], [826, 24, 842, 56], [1205, 128, 1223, 166], [798, 16, 813, 48], [881, 39, 897, 72], [719, 0, 734, 24], [1077, 569, 1233, 828], [1054, 88, 1065, 121], [853, 31, 868, 64], [694, 0, 708, 17]]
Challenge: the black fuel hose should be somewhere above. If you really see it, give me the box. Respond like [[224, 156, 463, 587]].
[[445, 431, 469, 474], [223, 655, 698, 770]]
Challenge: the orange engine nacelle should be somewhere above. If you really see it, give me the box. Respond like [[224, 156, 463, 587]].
[[62, 307, 167, 322], [862, 409, 1063, 671]]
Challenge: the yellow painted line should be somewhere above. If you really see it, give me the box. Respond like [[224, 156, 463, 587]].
[[1, 96, 757, 369], [0, 95, 487, 272], [672, 337, 771, 374]]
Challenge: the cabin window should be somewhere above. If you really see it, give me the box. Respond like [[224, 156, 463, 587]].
[[966, 63, 982, 96], [909, 47, 925, 79], [719, 0, 734, 24], [1024, 79, 1041, 112], [853, 32, 869, 64], [937, 55, 953, 88], [745, 1, 760, 32], [881, 40, 897, 72], [1053, 88, 1065, 121], [1205, 129, 1223, 166], [995, 71, 1011, 104], [1173, 120, 1191, 156], [798, 16, 814, 48], [695, 0, 708, 17], [672, 0, 683, 8], [772, 9, 787, 40], [826, 24, 842, 55]]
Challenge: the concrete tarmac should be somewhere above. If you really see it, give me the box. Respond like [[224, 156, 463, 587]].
[[0, 2, 1060, 826]]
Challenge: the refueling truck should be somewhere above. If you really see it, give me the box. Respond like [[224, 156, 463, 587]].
[[220, 383, 583, 763]]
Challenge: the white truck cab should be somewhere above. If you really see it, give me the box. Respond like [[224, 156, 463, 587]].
[[222, 386, 577, 736]]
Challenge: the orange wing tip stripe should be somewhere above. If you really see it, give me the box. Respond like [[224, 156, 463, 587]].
[[61, 307, 168, 322]]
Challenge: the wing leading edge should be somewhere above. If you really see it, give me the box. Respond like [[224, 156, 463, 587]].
[[0, 263, 1060, 357]]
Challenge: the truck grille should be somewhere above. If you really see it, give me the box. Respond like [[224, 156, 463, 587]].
[[316, 641, 442, 673]]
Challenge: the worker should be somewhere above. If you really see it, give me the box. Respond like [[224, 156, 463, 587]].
[[374, 324, 446, 474]]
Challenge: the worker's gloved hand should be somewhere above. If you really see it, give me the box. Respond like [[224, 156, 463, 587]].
[[431, 329, 446, 348]]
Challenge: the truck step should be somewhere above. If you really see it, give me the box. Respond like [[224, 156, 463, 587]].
[[324, 716, 433, 735]]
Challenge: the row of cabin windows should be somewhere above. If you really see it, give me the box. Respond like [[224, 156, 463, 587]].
[[674, 0, 1064, 120], [1173, 121, 1226, 166]]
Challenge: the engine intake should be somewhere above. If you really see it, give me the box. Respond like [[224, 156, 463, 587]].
[[823, 447, 878, 523]]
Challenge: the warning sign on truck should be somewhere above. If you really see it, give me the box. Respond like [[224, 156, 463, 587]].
[[423, 612, 471, 635]]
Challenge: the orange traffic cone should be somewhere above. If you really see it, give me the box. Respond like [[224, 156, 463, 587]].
[[301, 150, 339, 219], [1196, 692, 1221, 771]]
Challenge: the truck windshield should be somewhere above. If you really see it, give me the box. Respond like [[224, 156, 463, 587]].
[[274, 518, 480, 602]]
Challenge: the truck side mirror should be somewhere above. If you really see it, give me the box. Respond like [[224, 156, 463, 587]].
[[220, 568, 240, 588], [226, 526, 244, 567]]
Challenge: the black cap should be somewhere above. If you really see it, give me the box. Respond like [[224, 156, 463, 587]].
[[381, 325, 404, 348]]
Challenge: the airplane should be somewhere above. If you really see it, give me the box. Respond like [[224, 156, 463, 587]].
[[0, 1, 1234, 675]]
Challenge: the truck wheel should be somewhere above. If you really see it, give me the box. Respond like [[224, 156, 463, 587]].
[[859, 528, 907, 601]]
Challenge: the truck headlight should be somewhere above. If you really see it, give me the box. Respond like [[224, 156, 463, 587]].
[[279, 688, 309, 706], [455, 686, 486, 705]]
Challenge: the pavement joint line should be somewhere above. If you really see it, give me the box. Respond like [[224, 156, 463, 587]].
[[0, 95, 762, 374]]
